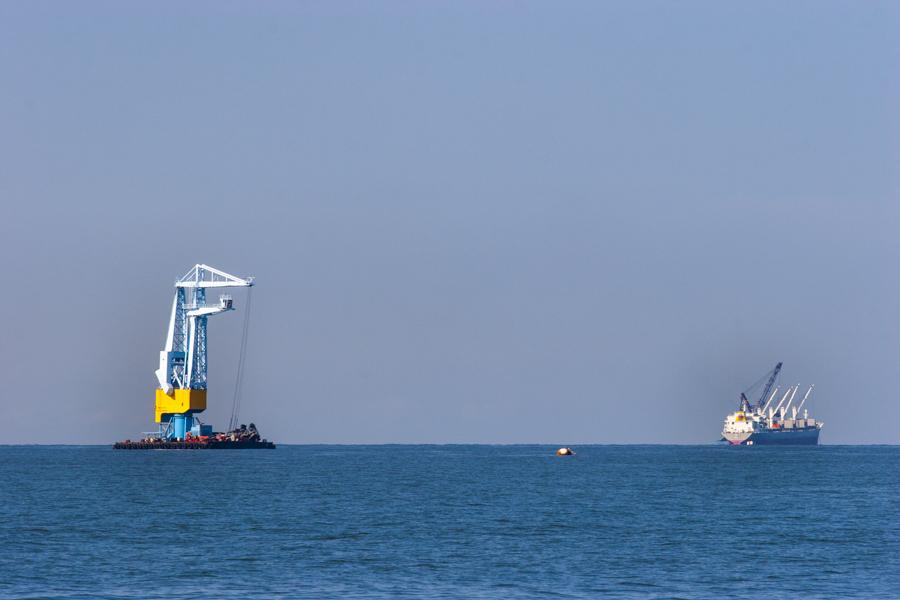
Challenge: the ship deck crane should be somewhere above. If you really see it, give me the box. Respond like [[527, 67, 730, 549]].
[[796, 385, 814, 415], [153, 264, 254, 440], [738, 362, 783, 412], [756, 362, 782, 410], [762, 386, 780, 413]]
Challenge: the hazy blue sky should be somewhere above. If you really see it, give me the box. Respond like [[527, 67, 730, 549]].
[[1, 2, 898, 444]]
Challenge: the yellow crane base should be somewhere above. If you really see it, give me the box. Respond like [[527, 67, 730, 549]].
[[155, 389, 207, 423]]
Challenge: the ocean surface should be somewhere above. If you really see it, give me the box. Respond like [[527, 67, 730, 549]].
[[1, 445, 898, 599]]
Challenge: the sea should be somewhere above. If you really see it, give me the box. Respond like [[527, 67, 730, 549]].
[[1, 445, 898, 599]]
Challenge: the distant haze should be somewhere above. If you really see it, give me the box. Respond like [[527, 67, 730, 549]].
[[1, 2, 898, 444]]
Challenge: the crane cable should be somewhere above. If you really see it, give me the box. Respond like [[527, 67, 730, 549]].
[[228, 287, 253, 431], [742, 368, 772, 399]]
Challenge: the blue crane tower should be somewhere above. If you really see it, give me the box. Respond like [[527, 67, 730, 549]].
[[153, 264, 254, 440], [756, 362, 783, 410]]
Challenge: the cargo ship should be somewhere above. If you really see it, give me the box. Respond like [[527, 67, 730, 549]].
[[721, 362, 822, 445]]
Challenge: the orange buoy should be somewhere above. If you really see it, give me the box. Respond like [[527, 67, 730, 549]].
[[556, 447, 575, 456]]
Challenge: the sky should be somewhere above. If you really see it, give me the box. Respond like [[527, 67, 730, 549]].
[[1, 1, 898, 444]]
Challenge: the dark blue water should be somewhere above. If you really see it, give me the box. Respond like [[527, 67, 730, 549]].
[[1, 445, 898, 599]]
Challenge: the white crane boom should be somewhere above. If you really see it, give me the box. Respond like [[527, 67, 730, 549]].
[[155, 265, 254, 395], [175, 264, 254, 289], [796, 385, 814, 412], [762, 386, 780, 412], [782, 384, 800, 416], [773, 387, 793, 414]]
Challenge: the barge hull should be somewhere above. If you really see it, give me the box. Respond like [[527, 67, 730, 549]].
[[114, 440, 275, 449]]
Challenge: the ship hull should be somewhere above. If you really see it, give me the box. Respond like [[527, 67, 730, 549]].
[[724, 428, 820, 446]]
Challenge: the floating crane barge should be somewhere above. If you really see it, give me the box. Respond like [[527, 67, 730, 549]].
[[114, 264, 274, 450]]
